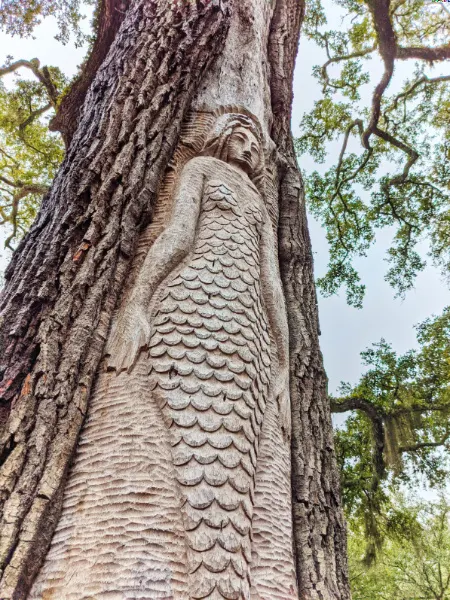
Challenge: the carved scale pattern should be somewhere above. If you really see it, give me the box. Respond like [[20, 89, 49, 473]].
[[148, 179, 271, 600], [28, 359, 189, 600], [29, 114, 298, 600]]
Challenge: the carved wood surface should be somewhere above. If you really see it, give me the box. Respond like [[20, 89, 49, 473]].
[[30, 114, 297, 599]]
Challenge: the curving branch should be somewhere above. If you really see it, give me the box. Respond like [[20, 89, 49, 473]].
[[384, 74, 450, 120], [0, 175, 49, 197], [320, 43, 377, 92], [0, 175, 49, 248], [400, 424, 450, 453], [19, 103, 52, 131], [362, 0, 396, 149], [331, 395, 383, 419], [397, 43, 450, 62], [331, 396, 386, 481], [318, 120, 372, 257], [331, 395, 450, 460], [0, 147, 19, 167], [0, 59, 59, 108], [375, 125, 419, 185]]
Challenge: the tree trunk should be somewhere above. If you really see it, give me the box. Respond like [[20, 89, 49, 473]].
[[0, 1, 350, 599]]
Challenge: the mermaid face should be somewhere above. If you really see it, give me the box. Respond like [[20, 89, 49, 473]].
[[226, 126, 261, 176]]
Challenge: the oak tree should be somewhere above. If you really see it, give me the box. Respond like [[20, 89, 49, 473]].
[[0, 1, 350, 599]]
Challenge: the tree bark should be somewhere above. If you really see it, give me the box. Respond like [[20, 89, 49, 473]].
[[49, 0, 130, 146], [0, 1, 350, 598]]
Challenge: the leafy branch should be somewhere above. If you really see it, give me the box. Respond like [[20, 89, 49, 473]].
[[0, 59, 59, 108], [299, 0, 450, 303], [0, 57, 68, 247]]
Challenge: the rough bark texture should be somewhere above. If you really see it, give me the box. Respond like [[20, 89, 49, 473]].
[[49, 0, 129, 146], [0, 2, 232, 596], [269, 1, 350, 597], [279, 164, 350, 600], [0, 0, 350, 598]]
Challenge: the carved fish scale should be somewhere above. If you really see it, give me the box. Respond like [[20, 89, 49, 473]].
[[148, 180, 272, 600]]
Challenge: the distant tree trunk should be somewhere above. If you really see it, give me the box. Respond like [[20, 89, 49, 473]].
[[0, 1, 350, 599]]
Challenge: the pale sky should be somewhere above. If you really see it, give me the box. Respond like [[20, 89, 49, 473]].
[[0, 5, 449, 397]]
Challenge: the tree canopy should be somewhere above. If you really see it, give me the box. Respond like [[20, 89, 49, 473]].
[[0, 62, 66, 246], [297, 0, 450, 307], [333, 306, 450, 562], [0, 0, 90, 248], [0, 0, 93, 43]]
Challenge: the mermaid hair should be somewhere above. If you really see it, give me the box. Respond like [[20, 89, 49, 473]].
[[201, 113, 265, 183]]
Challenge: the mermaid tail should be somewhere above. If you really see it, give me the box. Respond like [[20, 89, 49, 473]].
[[148, 179, 271, 599]]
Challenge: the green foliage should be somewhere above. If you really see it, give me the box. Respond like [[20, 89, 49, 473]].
[[0, 71, 66, 246], [0, 0, 95, 45], [298, 0, 450, 305], [334, 307, 450, 561], [349, 496, 450, 600], [0, 1, 96, 246]]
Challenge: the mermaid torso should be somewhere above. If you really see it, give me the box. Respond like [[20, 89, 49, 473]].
[[28, 159, 298, 600]]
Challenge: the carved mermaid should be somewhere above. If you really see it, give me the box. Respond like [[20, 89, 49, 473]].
[[30, 113, 296, 600]]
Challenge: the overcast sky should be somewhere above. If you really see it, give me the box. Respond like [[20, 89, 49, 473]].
[[1, 5, 449, 397]]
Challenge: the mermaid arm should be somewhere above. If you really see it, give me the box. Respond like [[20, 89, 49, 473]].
[[106, 160, 204, 372], [259, 214, 291, 435]]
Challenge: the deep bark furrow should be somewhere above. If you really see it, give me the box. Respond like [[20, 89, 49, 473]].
[[279, 161, 350, 600], [0, 1, 232, 596], [268, 1, 350, 597], [50, 0, 129, 145], [269, 0, 305, 152]]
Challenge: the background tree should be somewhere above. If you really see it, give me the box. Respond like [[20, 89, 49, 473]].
[[348, 495, 450, 600], [297, 0, 450, 306], [333, 306, 450, 563], [0, 0, 92, 41]]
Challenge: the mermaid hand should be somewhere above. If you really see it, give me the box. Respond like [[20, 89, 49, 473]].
[[105, 302, 150, 373]]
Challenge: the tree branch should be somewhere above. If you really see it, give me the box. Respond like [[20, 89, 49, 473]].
[[331, 395, 382, 416], [1, 181, 49, 250], [397, 44, 450, 62], [384, 74, 450, 121], [320, 44, 377, 92], [19, 103, 52, 131], [374, 124, 419, 183], [0, 59, 59, 108], [0, 59, 36, 77], [399, 424, 450, 453], [331, 395, 450, 473], [0, 174, 49, 246], [362, 0, 396, 147], [0, 147, 19, 167], [0, 175, 18, 188], [331, 396, 386, 481]]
